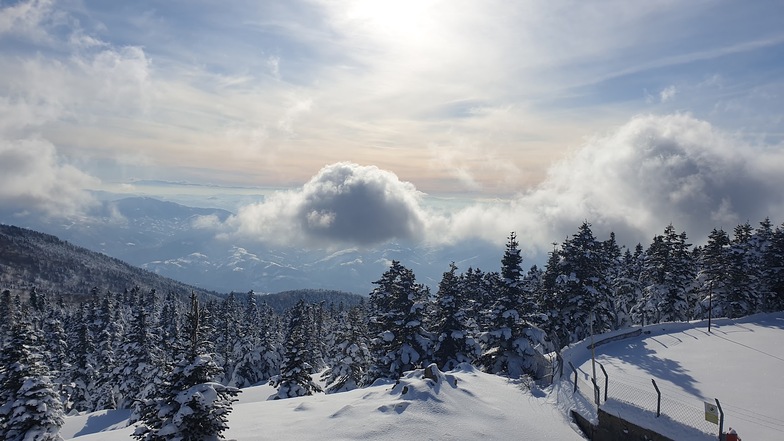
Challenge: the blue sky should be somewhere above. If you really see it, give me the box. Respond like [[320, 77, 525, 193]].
[[2, 0, 784, 253]]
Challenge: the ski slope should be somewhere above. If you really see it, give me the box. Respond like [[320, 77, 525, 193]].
[[559, 312, 784, 440]]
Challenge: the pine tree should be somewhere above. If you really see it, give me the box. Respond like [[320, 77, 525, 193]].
[[133, 292, 240, 441], [479, 235, 548, 378], [230, 291, 264, 388], [547, 223, 612, 347], [323, 305, 372, 393], [614, 245, 644, 327], [695, 228, 732, 319], [431, 263, 481, 371], [115, 304, 163, 411], [366, 261, 432, 383], [637, 225, 695, 323], [276, 300, 322, 399], [725, 223, 757, 318], [764, 224, 784, 311], [0, 321, 65, 441]]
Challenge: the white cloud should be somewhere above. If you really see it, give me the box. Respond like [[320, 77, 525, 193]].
[[222, 162, 435, 247], [216, 114, 784, 253], [442, 113, 784, 251], [660, 85, 677, 103], [0, 0, 59, 42], [0, 138, 98, 218]]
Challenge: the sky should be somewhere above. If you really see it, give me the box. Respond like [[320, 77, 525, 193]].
[[2, 0, 784, 255]]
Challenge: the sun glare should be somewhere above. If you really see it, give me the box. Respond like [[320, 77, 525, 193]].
[[345, 0, 437, 42]]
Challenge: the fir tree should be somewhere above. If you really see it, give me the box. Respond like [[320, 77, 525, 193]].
[[230, 291, 264, 388], [276, 300, 322, 399], [431, 263, 481, 371], [479, 235, 548, 378], [115, 304, 163, 411], [133, 292, 240, 441], [613, 245, 644, 327], [546, 223, 612, 347], [764, 223, 784, 311], [323, 305, 372, 393], [366, 261, 432, 383], [637, 225, 695, 323], [695, 228, 732, 319], [0, 321, 65, 441]]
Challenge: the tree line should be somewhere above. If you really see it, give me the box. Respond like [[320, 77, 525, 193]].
[[2, 218, 783, 440]]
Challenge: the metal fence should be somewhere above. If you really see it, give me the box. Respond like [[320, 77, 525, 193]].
[[567, 362, 720, 437]]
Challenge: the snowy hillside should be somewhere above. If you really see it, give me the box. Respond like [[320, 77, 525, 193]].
[[558, 312, 784, 440], [58, 314, 784, 441], [61, 364, 584, 441]]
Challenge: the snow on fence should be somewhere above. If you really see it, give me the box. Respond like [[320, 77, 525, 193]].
[[567, 364, 720, 438]]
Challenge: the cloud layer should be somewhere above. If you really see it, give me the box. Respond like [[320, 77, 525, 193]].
[[220, 114, 784, 253]]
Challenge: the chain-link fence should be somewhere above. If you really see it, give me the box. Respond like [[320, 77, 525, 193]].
[[566, 364, 720, 437]]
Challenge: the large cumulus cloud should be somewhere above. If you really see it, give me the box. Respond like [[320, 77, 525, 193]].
[[447, 113, 784, 251], [223, 162, 432, 246]]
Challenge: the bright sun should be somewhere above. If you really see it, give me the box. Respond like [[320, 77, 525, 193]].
[[344, 0, 437, 42]]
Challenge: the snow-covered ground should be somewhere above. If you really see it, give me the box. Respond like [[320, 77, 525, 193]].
[[62, 313, 784, 441], [61, 364, 585, 440], [559, 312, 784, 441]]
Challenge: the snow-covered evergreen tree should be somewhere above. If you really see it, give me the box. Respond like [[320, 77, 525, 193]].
[[764, 223, 784, 312], [637, 225, 695, 323], [276, 300, 322, 399], [367, 260, 432, 383], [133, 292, 240, 441], [479, 234, 548, 378], [695, 228, 732, 319], [724, 222, 757, 318], [545, 223, 612, 348], [322, 305, 372, 393], [230, 291, 264, 388], [115, 303, 163, 412], [0, 321, 65, 441], [613, 244, 644, 327], [431, 263, 481, 371]]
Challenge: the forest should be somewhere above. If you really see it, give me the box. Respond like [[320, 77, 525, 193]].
[[2, 218, 784, 439]]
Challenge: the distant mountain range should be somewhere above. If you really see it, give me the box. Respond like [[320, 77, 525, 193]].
[[0, 196, 504, 294]]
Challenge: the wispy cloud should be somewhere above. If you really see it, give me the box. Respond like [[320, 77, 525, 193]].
[[1, 0, 783, 202]]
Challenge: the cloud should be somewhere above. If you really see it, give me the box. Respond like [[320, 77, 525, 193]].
[[443, 113, 784, 251], [659, 85, 677, 103], [222, 162, 433, 246], [216, 114, 784, 254], [0, 138, 98, 218]]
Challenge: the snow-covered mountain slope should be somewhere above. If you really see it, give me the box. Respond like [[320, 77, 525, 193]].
[[0, 224, 220, 300], [62, 364, 585, 441], [557, 312, 784, 441]]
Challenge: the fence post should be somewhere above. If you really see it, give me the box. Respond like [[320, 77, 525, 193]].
[[568, 362, 578, 394], [715, 398, 724, 441], [651, 379, 661, 417], [599, 362, 608, 402], [591, 377, 600, 406]]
